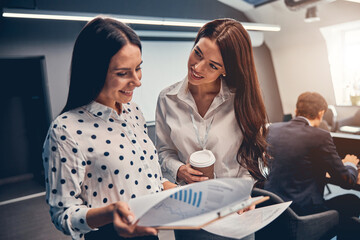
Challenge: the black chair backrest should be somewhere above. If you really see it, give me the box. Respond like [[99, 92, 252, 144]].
[[251, 188, 339, 240], [252, 188, 298, 219]]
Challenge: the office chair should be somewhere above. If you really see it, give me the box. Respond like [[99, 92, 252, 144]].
[[251, 188, 339, 240], [322, 105, 338, 132], [282, 113, 293, 122]]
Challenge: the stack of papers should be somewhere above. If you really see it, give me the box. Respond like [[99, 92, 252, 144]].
[[128, 178, 291, 239]]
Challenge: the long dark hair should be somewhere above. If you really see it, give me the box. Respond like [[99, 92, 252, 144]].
[[194, 18, 269, 181], [61, 17, 141, 114]]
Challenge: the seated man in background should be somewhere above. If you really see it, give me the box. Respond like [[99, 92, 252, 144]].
[[264, 92, 359, 239]]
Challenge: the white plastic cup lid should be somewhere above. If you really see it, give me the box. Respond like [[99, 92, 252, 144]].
[[189, 150, 216, 168]]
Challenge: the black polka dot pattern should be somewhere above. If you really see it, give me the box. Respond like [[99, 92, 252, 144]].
[[42, 101, 163, 235]]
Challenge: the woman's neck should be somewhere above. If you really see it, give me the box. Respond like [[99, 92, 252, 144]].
[[188, 78, 221, 98], [115, 102, 122, 115], [188, 78, 221, 117], [94, 98, 122, 115]]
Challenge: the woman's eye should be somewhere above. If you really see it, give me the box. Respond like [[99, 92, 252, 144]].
[[136, 67, 142, 72], [210, 64, 218, 70], [194, 49, 201, 57], [117, 72, 127, 77]]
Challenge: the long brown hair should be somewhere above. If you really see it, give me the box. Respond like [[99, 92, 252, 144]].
[[194, 18, 269, 181], [61, 17, 141, 114]]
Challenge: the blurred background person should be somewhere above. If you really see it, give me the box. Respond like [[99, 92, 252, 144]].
[[265, 91, 360, 240]]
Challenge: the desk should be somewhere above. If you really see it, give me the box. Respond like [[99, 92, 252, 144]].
[[329, 132, 360, 190], [330, 132, 360, 159], [339, 126, 360, 135]]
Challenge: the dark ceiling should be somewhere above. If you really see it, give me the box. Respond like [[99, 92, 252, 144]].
[[3, 0, 249, 20], [2, 0, 253, 32]]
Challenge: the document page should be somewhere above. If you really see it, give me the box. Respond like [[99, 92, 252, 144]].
[[128, 178, 254, 228], [203, 201, 292, 239]]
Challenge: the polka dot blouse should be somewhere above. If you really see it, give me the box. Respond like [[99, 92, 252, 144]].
[[42, 101, 165, 239]]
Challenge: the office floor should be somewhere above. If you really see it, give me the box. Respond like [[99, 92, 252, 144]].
[[0, 178, 175, 240], [0, 179, 358, 240]]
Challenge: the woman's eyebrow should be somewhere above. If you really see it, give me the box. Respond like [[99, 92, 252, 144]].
[[113, 61, 143, 71], [113, 67, 130, 71], [210, 60, 223, 68], [197, 46, 223, 68], [196, 46, 203, 55]]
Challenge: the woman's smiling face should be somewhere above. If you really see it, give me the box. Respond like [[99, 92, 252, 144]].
[[96, 43, 142, 112], [187, 37, 226, 86]]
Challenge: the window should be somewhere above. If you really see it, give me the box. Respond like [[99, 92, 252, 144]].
[[321, 20, 360, 106]]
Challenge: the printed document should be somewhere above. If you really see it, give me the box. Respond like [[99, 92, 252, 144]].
[[128, 178, 290, 235]]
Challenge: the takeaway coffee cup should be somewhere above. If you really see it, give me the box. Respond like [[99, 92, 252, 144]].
[[189, 149, 216, 179]]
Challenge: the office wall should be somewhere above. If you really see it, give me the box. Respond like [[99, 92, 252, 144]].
[[0, 18, 80, 118], [246, 0, 360, 120], [0, 18, 282, 123], [270, 24, 359, 120], [253, 44, 283, 122], [0, 19, 193, 120]]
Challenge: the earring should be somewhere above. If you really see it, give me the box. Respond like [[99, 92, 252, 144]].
[[222, 74, 226, 78]]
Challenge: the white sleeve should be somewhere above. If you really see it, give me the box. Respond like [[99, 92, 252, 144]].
[[155, 93, 184, 182], [43, 123, 95, 240]]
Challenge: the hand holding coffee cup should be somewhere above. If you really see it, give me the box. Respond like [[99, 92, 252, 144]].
[[189, 150, 216, 180], [177, 163, 209, 183]]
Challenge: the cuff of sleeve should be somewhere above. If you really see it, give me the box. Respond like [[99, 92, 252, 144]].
[[70, 207, 96, 233], [168, 160, 185, 182], [344, 162, 357, 170], [160, 177, 169, 184]]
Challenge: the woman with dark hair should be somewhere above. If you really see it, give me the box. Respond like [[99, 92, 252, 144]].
[[43, 17, 175, 240], [156, 18, 268, 240]]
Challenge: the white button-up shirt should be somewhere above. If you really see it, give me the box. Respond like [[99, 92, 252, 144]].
[[43, 101, 164, 239], [156, 77, 253, 184]]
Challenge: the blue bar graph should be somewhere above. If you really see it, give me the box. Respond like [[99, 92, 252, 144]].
[[192, 192, 197, 206], [170, 188, 202, 208], [197, 191, 202, 207], [188, 189, 192, 204]]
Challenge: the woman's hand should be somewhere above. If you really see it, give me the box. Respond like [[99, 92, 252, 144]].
[[237, 197, 256, 215], [113, 202, 158, 238], [163, 181, 178, 190], [237, 204, 255, 215], [177, 163, 208, 184]]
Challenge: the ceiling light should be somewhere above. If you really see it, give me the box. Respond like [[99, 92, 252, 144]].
[[304, 6, 320, 23], [2, 8, 281, 32], [345, 0, 360, 3]]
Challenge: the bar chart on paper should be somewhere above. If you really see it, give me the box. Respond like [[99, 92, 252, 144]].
[[129, 178, 257, 228], [170, 189, 203, 208], [137, 187, 208, 226]]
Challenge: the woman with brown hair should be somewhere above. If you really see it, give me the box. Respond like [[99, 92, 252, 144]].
[[43, 17, 176, 240], [155, 18, 268, 240]]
